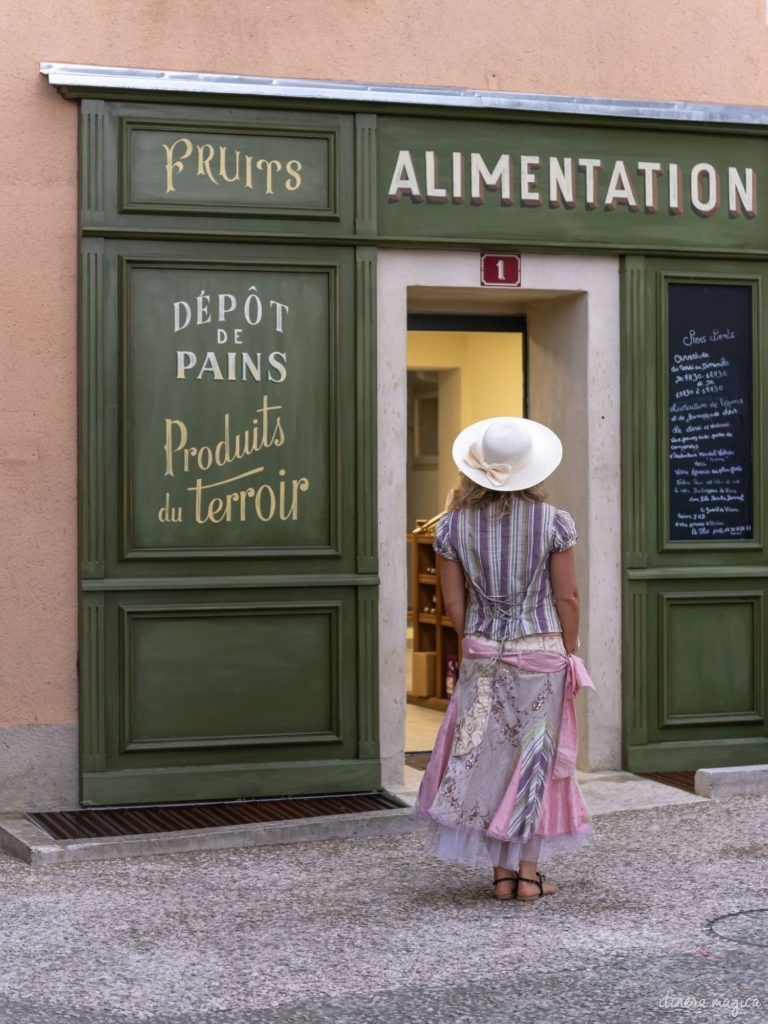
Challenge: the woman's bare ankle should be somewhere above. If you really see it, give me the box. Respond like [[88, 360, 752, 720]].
[[516, 860, 555, 894]]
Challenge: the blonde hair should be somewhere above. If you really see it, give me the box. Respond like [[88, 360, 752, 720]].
[[449, 473, 545, 516]]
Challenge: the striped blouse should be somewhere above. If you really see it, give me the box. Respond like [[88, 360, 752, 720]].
[[433, 499, 578, 641]]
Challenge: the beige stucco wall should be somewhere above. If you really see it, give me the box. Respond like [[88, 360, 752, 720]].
[[8, 1, 768, 104], [0, 0, 765, 787]]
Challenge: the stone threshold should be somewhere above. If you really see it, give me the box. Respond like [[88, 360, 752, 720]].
[[4, 765, 766, 867], [0, 806, 423, 866]]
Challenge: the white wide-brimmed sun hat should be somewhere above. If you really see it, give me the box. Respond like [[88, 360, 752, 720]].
[[452, 416, 563, 492]]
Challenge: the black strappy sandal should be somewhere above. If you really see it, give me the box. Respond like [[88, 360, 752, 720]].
[[491, 872, 518, 901], [515, 871, 557, 901]]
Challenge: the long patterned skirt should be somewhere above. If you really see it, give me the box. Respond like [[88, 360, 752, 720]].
[[414, 635, 592, 870]]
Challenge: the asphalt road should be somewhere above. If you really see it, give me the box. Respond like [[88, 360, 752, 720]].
[[0, 795, 766, 1023]]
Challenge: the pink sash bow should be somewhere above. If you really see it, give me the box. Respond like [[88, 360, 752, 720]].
[[461, 638, 596, 779]]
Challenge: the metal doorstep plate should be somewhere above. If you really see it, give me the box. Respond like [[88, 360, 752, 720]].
[[404, 752, 432, 771], [27, 791, 408, 841], [639, 771, 697, 794]]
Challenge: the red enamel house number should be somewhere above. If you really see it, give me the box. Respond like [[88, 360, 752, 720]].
[[480, 253, 521, 287]]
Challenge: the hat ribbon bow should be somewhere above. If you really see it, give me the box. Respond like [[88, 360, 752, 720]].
[[464, 443, 513, 487]]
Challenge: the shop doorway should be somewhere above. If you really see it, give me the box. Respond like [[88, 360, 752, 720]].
[[376, 249, 621, 791], [404, 312, 527, 757]]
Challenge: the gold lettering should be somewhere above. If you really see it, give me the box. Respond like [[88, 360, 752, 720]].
[[278, 469, 310, 520], [163, 138, 193, 194], [236, 487, 257, 522], [255, 484, 276, 521], [166, 406, 311, 529], [163, 418, 188, 476], [256, 158, 283, 195], [196, 144, 218, 184], [218, 146, 241, 183], [285, 160, 302, 192], [206, 495, 227, 523], [161, 139, 305, 196], [157, 491, 183, 523]]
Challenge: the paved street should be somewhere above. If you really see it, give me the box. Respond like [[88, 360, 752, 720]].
[[0, 794, 766, 1024]]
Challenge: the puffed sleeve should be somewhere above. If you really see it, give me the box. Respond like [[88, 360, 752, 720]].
[[433, 512, 459, 560], [552, 508, 578, 552]]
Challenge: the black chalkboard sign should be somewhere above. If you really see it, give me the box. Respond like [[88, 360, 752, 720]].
[[668, 283, 753, 541]]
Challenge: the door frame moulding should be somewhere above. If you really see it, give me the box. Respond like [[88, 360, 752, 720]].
[[376, 249, 621, 780]]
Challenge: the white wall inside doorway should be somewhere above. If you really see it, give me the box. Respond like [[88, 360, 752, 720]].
[[377, 250, 621, 788], [406, 329, 525, 531]]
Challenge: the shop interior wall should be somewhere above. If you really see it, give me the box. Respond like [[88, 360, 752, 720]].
[[406, 331, 525, 530]]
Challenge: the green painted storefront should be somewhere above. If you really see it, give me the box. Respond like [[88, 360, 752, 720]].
[[67, 83, 768, 804]]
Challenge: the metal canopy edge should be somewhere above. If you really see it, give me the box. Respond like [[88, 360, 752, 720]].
[[40, 62, 768, 125]]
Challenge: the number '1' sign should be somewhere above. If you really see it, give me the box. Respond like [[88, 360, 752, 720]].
[[480, 253, 521, 287]]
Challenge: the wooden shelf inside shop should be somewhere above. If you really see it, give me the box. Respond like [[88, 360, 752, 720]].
[[407, 531, 461, 704], [406, 694, 450, 712]]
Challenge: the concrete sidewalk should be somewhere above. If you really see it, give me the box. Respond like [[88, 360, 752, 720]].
[[395, 765, 710, 815], [0, 787, 767, 1023], [0, 768, 707, 866]]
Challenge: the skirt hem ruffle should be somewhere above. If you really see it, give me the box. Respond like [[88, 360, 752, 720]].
[[419, 814, 592, 871]]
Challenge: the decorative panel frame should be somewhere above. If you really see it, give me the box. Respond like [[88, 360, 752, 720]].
[[79, 585, 373, 805], [79, 592, 107, 773], [658, 590, 765, 727], [77, 234, 379, 802], [81, 100, 355, 238], [79, 239, 366, 580], [623, 257, 768, 773], [656, 267, 764, 554], [119, 601, 344, 751], [621, 256, 648, 569], [376, 114, 768, 255], [79, 240, 106, 577], [116, 253, 343, 562], [622, 585, 648, 747], [119, 118, 342, 220]]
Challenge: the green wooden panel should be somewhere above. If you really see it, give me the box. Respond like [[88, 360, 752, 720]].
[[624, 577, 768, 759], [79, 242, 106, 577], [78, 231, 378, 803], [122, 604, 341, 749], [626, 738, 768, 773], [646, 583, 766, 745], [622, 257, 768, 771], [125, 123, 333, 214], [102, 586, 358, 765], [660, 593, 763, 724], [97, 586, 362, 761], [81, 759, 381, 806], [378, 115, 768, 252], [79, 581, 379, 803], [79, 592, 106, 773], [123, 260, 334, 556], [83, 239, 364, 578], [81, 100, 355, 236]]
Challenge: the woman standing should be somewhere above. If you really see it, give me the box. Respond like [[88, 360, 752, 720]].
[[415, 416, 595, 902]]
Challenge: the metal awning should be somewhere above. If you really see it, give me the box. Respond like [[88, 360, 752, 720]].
[[40, 62, 768, 125]]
